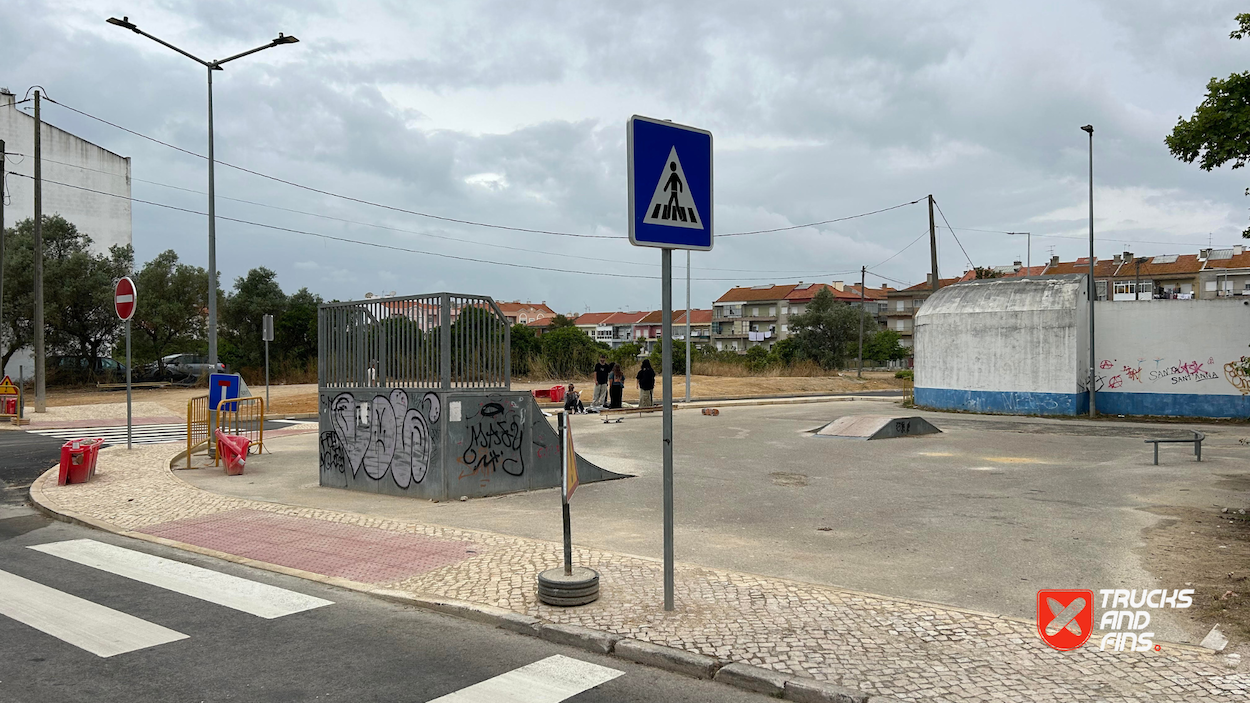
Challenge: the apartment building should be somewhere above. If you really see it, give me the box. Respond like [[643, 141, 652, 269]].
[[885, 276, 965, 350], [1198, 245, 1250, 298], [632, 309, 713, 354], [711, 284, 797, 352], [574, 311, 649, 348], [497, 301, 557, 325]]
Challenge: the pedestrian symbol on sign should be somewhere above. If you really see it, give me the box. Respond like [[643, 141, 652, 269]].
[[643, 147, 703, 230]]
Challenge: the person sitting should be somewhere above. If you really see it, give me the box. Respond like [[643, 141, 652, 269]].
[[563, 383, 585, 414]]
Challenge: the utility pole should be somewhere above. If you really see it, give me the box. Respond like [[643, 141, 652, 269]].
[[33, 91, 45, 413], [857, 265, 865, 378], [928, 194, 938, 293]]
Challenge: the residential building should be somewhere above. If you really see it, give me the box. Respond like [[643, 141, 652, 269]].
[[785, 282, 893, 333], [632, 309, 713, 354], [1198, 245, 1250, 298], [711, 284, 797, 352], [526, 317, 554, 337], [497, 301, 557, 325], [574, 311, 649, 348]]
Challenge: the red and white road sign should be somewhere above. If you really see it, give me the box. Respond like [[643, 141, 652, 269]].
[[115, 277, 136, 321]]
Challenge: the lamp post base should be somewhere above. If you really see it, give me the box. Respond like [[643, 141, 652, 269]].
[[538, 566, 600, 607]]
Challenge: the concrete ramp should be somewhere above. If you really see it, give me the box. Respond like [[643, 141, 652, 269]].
[[815, 415, 941, 440]]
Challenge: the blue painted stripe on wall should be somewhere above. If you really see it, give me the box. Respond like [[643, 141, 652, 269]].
[[1093, 391, 1250, 419], [917, 387, 1250, 418], [915, 388, 1086, 416]]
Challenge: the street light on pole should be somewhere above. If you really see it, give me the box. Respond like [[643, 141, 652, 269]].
[[106, 16, 298, 372], [1081, 124, 1095, 418]]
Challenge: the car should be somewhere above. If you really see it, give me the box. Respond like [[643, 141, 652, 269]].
[[146, 353, 227, 382], [46, 356, 129, 385]]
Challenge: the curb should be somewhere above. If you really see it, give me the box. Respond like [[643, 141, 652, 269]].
[[28, 465, 879, 701]]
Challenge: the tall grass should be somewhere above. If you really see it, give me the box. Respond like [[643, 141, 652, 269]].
[[514, 353, 859, 382]]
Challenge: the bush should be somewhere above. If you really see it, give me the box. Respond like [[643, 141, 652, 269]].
[[648, 339, 687, 374], [609, 342, 642, 366], [744, 345, 771, 372], [540, 326, 604, 378], [895, 369, 913, 379]]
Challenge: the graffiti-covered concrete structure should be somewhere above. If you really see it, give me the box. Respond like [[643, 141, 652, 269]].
[[317, 293, 624, 499], [914, 276, 1250, 418]]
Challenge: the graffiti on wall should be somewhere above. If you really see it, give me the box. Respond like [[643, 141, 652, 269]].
[[1226, 355, 1250, 396], [1095, 357, 1230, 390], [458, 401, 525, 485], [320, 390, 441, 489]]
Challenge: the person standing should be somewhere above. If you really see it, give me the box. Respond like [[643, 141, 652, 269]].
[[608, 364, 625, 409], [636, 359, 656, 408], [592, 354, 612, 409]]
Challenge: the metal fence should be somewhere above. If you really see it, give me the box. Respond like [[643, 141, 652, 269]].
[[319, 293, 510, 390], [186, 394, 210, 468], [215, 396, 265, 466]]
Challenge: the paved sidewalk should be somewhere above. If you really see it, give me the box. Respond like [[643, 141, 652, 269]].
[[30, 445, 1249, 702]]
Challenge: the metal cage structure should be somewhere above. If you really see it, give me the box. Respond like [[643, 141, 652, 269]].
[[318, 292, 511, 391]]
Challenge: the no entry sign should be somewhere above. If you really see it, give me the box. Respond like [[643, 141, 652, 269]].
[[115, 277, 136, 321]]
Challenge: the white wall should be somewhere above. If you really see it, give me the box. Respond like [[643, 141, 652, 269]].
[[916, 277, 1087, 394], [1093, 300, 1250, 415], [0, 91, 132, 254]]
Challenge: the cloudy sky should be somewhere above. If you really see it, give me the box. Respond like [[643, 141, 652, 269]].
[[3, 0, 1248, 313]]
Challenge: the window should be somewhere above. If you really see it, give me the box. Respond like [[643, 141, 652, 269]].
[[752, 306, 760, 317], [781, 305, 788, 315], [895, 320, 905, 331], [896, 300, 905, 311], [1206, 281, 1217, 292], [780, 324, 787, 333], [768, 306, 776, 316]]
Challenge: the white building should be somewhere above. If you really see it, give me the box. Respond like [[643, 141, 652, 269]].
[[1, 88, 133, 379]]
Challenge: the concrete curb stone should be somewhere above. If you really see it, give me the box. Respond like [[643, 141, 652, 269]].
[[714, 662, 790, 697], [538, 622, 622, 654], [614, 638, 722, 679], [785, 677, 870, 703]]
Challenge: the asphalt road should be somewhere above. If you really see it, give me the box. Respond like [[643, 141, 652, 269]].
[[0, 431, 63, 512], [0, 515, 769, 703]]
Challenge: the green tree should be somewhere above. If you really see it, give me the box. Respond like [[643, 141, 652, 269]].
[[222, 267, 288, 370], [862, 329, 909, 364], [610, 342, 642, 366], [1166, 13, 1250, 237], [769, 336, 798, 366], [743, 344, 771, 372], [510, 323, 539, 376], [129, 249, 208, 375], [549, 313, 576, 329], [787, 287, 863, 370], [276, 287, 322, 365], [648, 339, 686, 375], [1, 216, 132, 370], [541, 326, 603, 377], [973, 267, 1001, 279]]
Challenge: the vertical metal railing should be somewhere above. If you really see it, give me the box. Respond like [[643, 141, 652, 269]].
[[214, 396, 265, 466], [186, 394, 210, 468], [319, 292, 510, 390]]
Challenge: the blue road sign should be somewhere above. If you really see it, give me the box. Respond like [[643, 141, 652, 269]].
[[628, 116, 713, 250], [209, 373, 242, 412]]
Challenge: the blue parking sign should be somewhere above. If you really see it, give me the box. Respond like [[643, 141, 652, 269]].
[[628, 116, 713, 250]]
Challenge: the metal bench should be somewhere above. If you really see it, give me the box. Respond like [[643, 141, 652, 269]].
[[1144, 431, 1204, 465]]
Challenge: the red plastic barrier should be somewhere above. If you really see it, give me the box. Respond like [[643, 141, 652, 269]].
[[531, 388, 552, 400], [1, 397, 16, 415], [215, 430, 251, 475], [549, 385, 566, 403], [58, 438, 105, 485]]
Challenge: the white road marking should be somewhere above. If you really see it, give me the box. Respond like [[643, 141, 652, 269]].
[[0, 568, 188, 657], [427, 655, 623, 703], [29, 539, 333, 619]]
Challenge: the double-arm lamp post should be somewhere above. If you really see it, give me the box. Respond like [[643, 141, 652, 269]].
[[106, 17, 298, 371]]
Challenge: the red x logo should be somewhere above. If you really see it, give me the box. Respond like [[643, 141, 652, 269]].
[[1037, 589, 1093, 651]]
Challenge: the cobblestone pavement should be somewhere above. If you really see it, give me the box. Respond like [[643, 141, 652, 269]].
[[31, 444, 1249, 702]]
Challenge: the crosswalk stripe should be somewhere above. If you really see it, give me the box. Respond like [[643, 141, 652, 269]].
[[0, 568, 188, 657], [28, 539, 333, 619], [27, 420, 309, 447], [428, 655, 623, 703]]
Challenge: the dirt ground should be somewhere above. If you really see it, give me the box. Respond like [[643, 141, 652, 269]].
[[32, 372, 903, 418], [1142, 500, 1250, 647]]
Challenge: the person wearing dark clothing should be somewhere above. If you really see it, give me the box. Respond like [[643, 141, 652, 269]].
[[608, 364, 625, 409], [636, 359, 656, 408], [592, 355, 612, 408], [563, 383, 585, 414]]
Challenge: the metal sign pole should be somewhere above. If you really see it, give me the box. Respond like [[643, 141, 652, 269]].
[[560, 412, 572, 576], [685, 250, 691, 403], [662, 248, 674, 611], [126, 319, 132, 450]]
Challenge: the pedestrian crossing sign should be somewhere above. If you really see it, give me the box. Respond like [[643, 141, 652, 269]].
[[628, 115, 713, 250]]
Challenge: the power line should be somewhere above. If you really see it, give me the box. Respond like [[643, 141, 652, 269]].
[[718, 198, 925, 237], [870, 228, 930, 269], [10, 172, 859, 283], [38, 97, 925, 241], [931, 198, 975, 271]]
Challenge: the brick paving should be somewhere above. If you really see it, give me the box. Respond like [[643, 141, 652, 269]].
[[31, 444, 1249, 702]]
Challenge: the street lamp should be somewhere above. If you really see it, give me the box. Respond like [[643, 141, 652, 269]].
[[1081, 124, 1095, 418], [106, 16, 298, 371]]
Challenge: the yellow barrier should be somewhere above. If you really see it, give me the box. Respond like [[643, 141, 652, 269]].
[[214, 396, 265, 467], [187, 394, 210, 468]]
